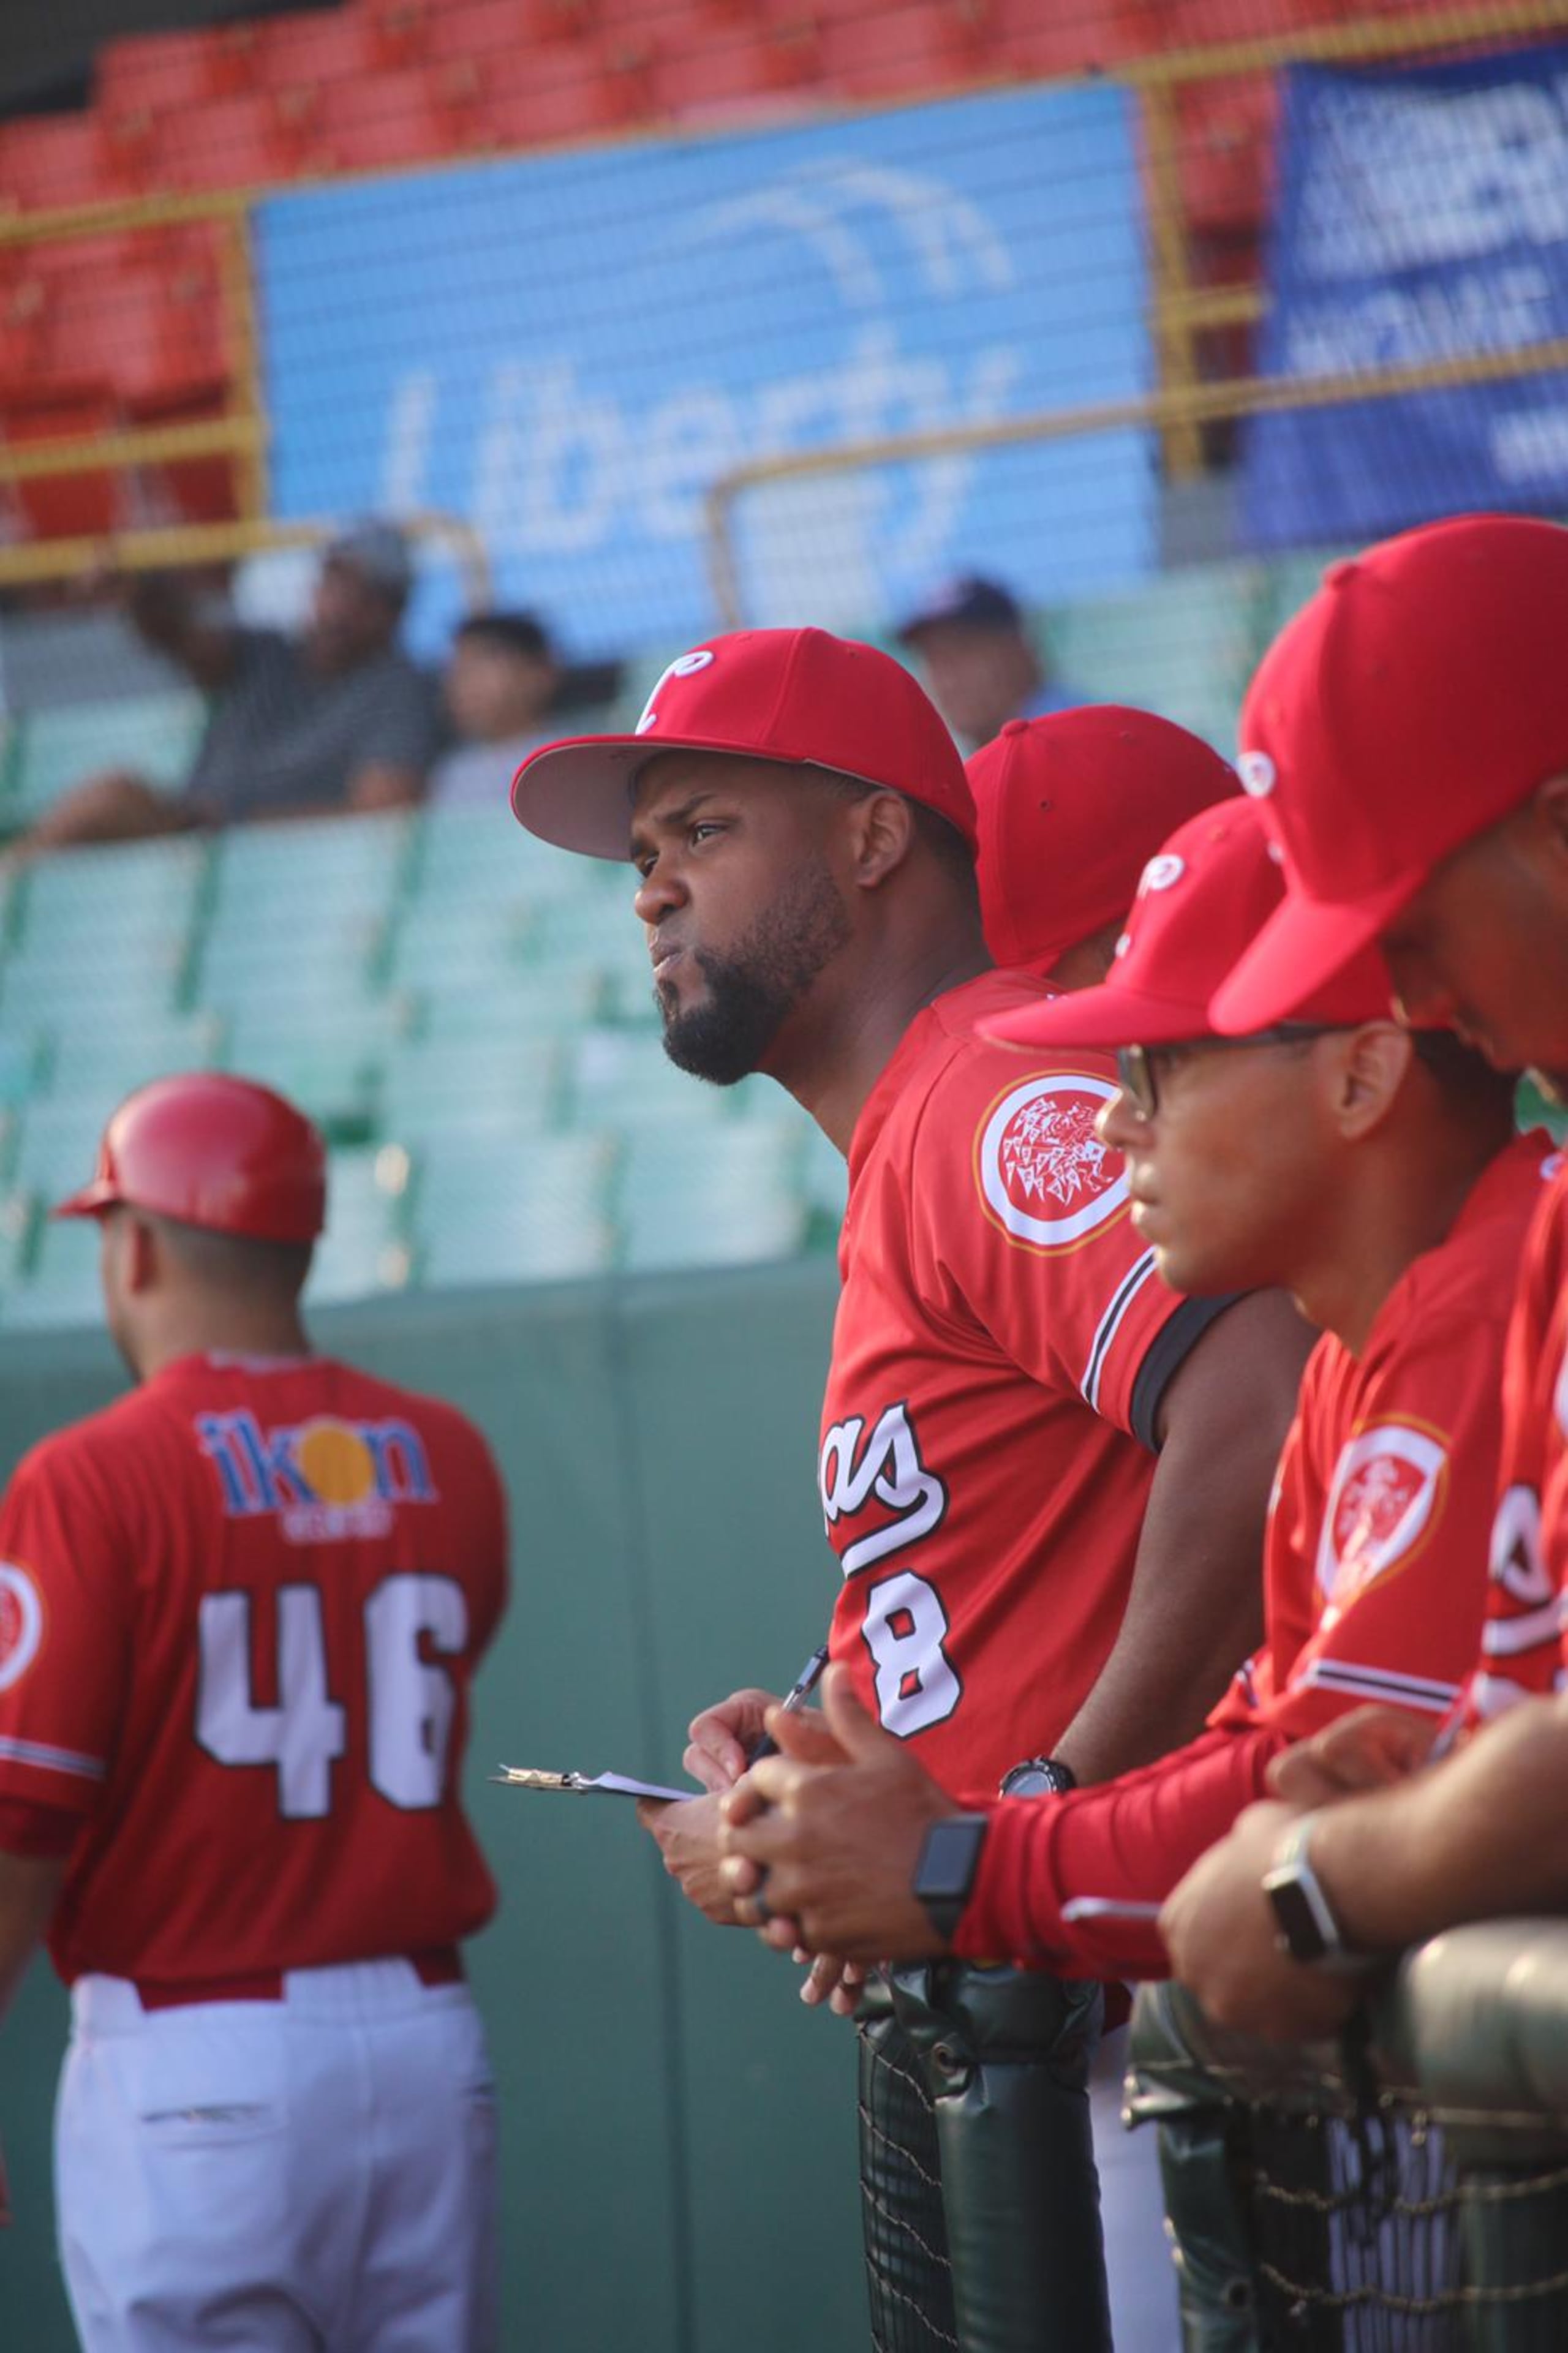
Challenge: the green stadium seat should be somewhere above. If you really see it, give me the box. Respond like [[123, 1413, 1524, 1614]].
[[388, 902, 534, 996], [6, 1094, 109, 1206], [412, 967, 607, 1043], [412, 804, 586, 907], [208, 809, 414, 926], [414, 1130, 618, 1287], [195, 919, 386, 1012], [1, 1213, 102, 1330], [1264, 549, 1346, 634], [617, 1121, 808, 1272], [0, 943, 186, 1031], [382, 1036, 562, 1140], [570, 1029, 728, 1133], [47, 1012, 225, 1105], [20, 837, 209, 950], [0, 1033, 45, 1109], [9, 696, 208, 822], [530, 891, 650, 989], [307, 1143, 416, 1304], [1043, 565, 1264, 753]]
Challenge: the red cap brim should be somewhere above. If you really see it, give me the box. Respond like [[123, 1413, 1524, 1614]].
[[50, 1180, 117, 1222], [983, 982, 1214, 1052], [1209, 872, 1417, 1034]]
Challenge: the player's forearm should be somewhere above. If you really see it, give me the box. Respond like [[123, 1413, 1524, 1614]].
[[953, 1725, 1289, 1976], [1057, 1295, 1307, 1782], [1311, 1695, 1568, 1952]]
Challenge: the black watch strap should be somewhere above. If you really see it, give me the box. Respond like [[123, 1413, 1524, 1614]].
[[998, 1753, 1077, 1799], [913, 1813, 990, 1942]]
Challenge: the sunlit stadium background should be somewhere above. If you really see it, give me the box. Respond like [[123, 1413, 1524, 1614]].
[[2, 2, 1567, 2346]]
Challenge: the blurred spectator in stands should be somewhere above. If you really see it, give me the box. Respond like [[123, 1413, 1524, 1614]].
[[897, 573, 1081, 751], [24, 522, 443, 853], [430, 611, 561, 808]]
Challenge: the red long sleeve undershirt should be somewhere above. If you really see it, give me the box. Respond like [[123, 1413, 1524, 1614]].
[[950, 1723, 1295, 1979]]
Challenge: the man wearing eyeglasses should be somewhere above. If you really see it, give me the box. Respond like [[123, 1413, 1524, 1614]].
[[717, 799, 1547, 1994]]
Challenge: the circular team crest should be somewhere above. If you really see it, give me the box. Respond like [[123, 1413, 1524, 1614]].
[[0, 1562, 43, 1693], [1314, 1424, 1447, 1606], [976, 1074, 1126, 1251]]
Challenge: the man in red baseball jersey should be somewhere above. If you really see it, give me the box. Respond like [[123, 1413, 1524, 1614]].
[[513, 638, 1310, 2346], [0, 1074, 508, 2350], [716, 800, 1541, 1988], [1140, 514, 1568, 2041]]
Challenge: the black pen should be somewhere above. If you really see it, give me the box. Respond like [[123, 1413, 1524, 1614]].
[[745, 1643, 831, 1765]]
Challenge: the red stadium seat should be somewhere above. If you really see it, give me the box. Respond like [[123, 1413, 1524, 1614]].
[[424, 0, 589, 77], [0, 388, 122, 542], [0, 115, 128, 215], [96, 27, 244, 120], [256, 7, 386, 96], [148, 93, 303, 195], [986, 0, 1140, 78], [304, 69, 467, 173], [647, 20, 812, 121], [817, 2, 982, 101], [476, 43, 641, 151], [350, 0, 435, 65]]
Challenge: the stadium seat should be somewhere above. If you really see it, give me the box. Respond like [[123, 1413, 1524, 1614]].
[[382, 1033, 563, 1137], [617, 1120, 808, 1270], [96, 27, 244, 121], [0, 1035, 44, 1110], [1044, 566, 1262, 752], [1, 1211, 102, 1329], [301, 68, 467, 173], [257, 7, 387, 96], [816, 1, 982, 99], [415, 1129, 618, 1284], [570, 1027, 727, 1131], [1176, 73, 1281, 238], [986, 0, 1140, 77], [7, 695, 208, 824], [209, 810, 413, 925], [1, 939, 188, 1036], [475, 43, 639, 152], [149, 92, 303, 195], [47, 1012, 224, 1105], [19, 834, 209, 951], [0, 386, 121, 544], [0, 115, 129, 214], [411, 966, 608, 1042], [424, 0, 587, 78], [350, 0, 435, 67], [388, 901, 535, 995], [646, 20, 810, 121], [7, 1093, 120, 1202]]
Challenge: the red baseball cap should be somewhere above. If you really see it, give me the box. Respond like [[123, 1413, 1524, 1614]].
[[510, 626, 974, 860], [1212, 514, 1568, 1034], [968, 705, 1240, 973], [985, 799, 1392, 1051]]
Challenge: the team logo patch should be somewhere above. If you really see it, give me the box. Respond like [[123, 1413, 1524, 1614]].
[[196, 1412, 438, 1545], [0, 1562, 43, 1692], [636, 648, 715, 734], [1137, 853, 1185, 895], [1314, 1422, 1448, 1608], [976, 1074, 1127, 1251]]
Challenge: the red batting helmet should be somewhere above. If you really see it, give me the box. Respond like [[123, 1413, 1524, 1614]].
[[53, 1073, 327, 1244]]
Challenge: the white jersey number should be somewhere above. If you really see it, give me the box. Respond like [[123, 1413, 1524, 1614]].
[[197, 1573, 468, 1820], [861, 1570, 961, 1738]]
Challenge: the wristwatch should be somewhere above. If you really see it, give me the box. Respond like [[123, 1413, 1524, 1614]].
[[999, 1753, 1077, 1799], [1261, 1813, 1372, 1973], [912, 1814, 990, 1941]]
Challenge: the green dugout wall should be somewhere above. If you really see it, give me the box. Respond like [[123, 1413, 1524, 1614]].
[[1, 1259, 867, 2353]]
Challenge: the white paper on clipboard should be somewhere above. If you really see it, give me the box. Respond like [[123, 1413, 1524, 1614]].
[[492, 1766, 696, 1803]]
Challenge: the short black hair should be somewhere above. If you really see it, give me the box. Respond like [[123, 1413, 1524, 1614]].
[[453, 611, 554, 663], [817, 767, 978, 905], [1408, 1028, 1520, 1124]]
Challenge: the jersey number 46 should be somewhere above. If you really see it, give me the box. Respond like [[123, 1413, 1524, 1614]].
[[195, 1573, 466, 1818]]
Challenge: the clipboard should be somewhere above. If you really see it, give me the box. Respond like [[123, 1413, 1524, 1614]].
[[492, 1766, 696, 1803]]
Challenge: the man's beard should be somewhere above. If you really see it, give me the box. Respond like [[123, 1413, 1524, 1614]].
[[658, 858, 851, 1086]]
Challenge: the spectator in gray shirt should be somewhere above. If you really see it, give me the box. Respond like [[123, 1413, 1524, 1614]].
[[429, 611, 560, 810], [27, 522, 443, 853]]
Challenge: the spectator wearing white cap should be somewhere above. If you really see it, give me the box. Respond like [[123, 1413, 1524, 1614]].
[[896, 572, 1082, 751], [26, 521, 444, 853]]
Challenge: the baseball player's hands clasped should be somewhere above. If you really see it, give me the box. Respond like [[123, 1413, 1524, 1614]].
[[1267, 1704, 1444, 1810], [718, 1666, 954, 1968]]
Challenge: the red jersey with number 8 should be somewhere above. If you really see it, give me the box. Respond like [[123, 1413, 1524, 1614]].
[[821, 969, 1228, 1789], [0, 1352, 508, 1989]]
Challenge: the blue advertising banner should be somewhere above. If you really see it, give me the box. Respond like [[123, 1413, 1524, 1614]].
[[1244, 45, 1568, 549], [254, 88, 1153, 658]]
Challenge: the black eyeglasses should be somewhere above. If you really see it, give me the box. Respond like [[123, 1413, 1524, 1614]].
[[1115, 1027, 1341, 1121]]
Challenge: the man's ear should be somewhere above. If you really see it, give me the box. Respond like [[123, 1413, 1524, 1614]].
[[1332, 1022, 1414, 1141], [846, 789, 917, 892], [123, 1214, 162, 1297]]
